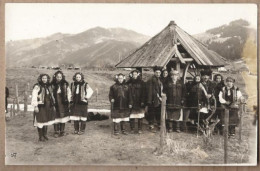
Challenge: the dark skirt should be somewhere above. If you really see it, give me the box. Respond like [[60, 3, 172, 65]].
[[166, 108, 181, 121], [54, 93, 70, 123], [33, 94, 55, 128], [219, 108, 239, 126], [70, 94, 88, 121], [111, 108, 130, 119], [130, 108, 145, 119]]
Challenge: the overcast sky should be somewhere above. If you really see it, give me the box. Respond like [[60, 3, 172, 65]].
[[5, 3, 257, 41]]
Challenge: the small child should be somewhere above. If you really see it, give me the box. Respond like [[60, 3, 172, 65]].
[[109, 73, 130, 135], [219, 77, 244, 136]]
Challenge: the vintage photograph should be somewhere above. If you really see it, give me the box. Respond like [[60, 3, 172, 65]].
[[4, 3, 258, 165]]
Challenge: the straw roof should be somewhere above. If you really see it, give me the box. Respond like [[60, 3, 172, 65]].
[[116, 21, 227, 68]]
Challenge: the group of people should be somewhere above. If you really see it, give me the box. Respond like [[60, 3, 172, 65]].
[[109, 66, 244, 137], [31, 71, 93, 141], [31, 67, 244, 142]]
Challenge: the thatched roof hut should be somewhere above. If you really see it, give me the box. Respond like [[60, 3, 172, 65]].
[[116, 21, 227, 81]]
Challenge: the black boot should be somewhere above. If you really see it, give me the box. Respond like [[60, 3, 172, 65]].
[[138, 119, 143, 134], [121, 121, 128, 135], [78, 121, 86, 135], [168, 121, 173, 133], [130, 119, 135, 134], [60, 123, 65, 136], [176, 121, 181, 133], [74, 121, 79, 134], [182, 121, 188, 133], [37, 128, 45, 142], [42, 126, 49, 140], [54, 124, 59, 138], [229, 125, 236, 137], [114, 123, 119, 135]]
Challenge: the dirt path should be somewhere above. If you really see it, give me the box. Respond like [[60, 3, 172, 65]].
[[5, 112, 256, 165]]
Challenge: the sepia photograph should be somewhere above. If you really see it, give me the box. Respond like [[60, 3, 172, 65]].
[[4, 3, 258, 166]]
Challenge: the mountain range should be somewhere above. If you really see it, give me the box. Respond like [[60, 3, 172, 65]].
[[6, 19, 256, 68], [6, 27, 150, 68]]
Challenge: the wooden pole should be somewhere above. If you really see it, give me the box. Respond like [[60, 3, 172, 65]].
[[96, 88, 98, 102], [10, 105, 13, 118], [15, 84, 20, 112], [160, 94, 167, 152], [224, 108, 229, 164], [24, 89, 28, 112], [111, 102, 114, 136]]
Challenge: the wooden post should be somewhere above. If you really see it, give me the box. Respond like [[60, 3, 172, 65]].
[[159, 94, 167, 152], [15, 84, 20, 112], [224, 108, 229, 164], [96, 88, 98, 102], [10, 105, 13, 118], [24, 89, 28, 112], [111, 102, 114, 136]]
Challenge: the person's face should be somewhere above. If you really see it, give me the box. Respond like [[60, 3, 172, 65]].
[[56, 73, 62, 82], [226, 80, 234, 87], [215, 76, 222, 83], [195, 76, 201, 83], [118, 75, 124, 83], [132, 72, 138, 79], [171, 74, 178, 81], [42, 75, 48, 84], [154, 70, 161, 78], [163, 71, 168, 78], [202, 75, 209, 82], [76, 74, 82, 82]]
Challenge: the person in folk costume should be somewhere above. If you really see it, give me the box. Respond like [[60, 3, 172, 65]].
[[219, 77, 244, 136], [31, 74, 56, 142], [161, 69, 169, 88], [128, 70, 146, 134], [70, 72, 93, 135], [213, 74, 225, 133], [109, 73, 130, 135], [187, 75, 208, 123], [163, 70, 186, 133], [51, 71, 72, 138], [199, 70, 217, 123], [146, 66, 163, 133]]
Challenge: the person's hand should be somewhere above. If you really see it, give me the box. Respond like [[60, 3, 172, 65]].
[[111, 99, 115, 103], [34, 106, 39, 113], [129, 105, 132, 108], [159, 97, 162, 102], [206, 94, 212, 99], [226, 101, 231, 105], [141, 103, 144, 107]]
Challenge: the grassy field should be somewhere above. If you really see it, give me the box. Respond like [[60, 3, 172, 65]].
[[5, 67, 257, 165]]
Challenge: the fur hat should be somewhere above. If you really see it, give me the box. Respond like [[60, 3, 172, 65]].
[[226, 77, 235, 83], [153, 66, 162, 72], [201, 69, 212, 76]]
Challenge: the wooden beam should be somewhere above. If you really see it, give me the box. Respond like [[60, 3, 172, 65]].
[[183, 58, 194, 62], [174, 44, 186, 64]]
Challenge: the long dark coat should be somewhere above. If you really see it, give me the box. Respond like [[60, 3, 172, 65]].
[[163, 79, 185, 120], [128, 78, 145, 114], [146, 75, 163, 107], [109, 81, 130, 119], [187, 82, 208, 120]]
